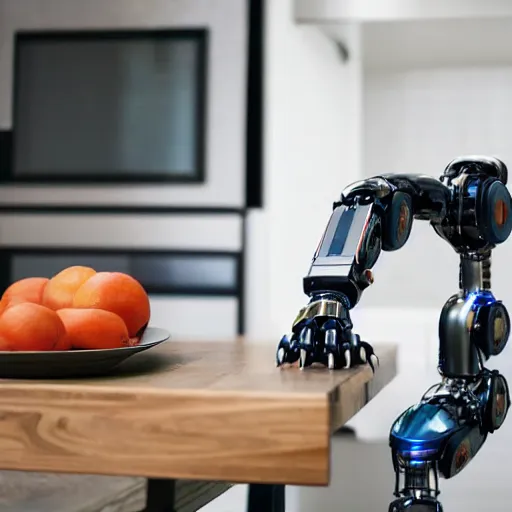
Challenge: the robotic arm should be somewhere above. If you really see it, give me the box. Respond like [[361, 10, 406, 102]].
[[276, 171, 449, 370], [276, 156, 512, 511]]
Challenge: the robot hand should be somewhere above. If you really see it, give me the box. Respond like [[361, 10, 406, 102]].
[[276, 174, 422, 372], [275, 293, 378, 371]]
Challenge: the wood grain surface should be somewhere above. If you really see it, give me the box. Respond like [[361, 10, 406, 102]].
[[0, 340, 396, 486]]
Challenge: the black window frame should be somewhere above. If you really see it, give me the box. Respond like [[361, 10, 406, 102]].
[[4, 28, 208, 185], [0, 247, 241, 298]]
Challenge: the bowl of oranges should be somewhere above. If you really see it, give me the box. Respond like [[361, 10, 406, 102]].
[[0, 266, 170, 378]]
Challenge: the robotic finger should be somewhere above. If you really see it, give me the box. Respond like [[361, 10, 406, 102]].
[[276, 312, 378, 371], [276, 334, 299, 366]]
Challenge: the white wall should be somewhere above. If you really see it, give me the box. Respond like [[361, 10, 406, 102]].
[[361, 65, 512, 310], [296, 0, 512, 23], [245, 14, 512, 331], [362, 18, 512, 70], [245, 6, 363, 340]]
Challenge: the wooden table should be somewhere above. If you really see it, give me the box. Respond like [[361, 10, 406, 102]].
[[0, 340, 397, 512]]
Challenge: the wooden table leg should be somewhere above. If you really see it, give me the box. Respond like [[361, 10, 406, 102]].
[[141, 478, 176, 512], [247, 484, 285, 512]]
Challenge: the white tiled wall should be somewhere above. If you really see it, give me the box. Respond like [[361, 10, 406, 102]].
[[361, 66, 512, 311]]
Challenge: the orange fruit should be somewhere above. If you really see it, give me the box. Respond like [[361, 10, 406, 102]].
[[57, 308, 130, 350], [53, 333, 72, 351], [0, 336, 10, 351], [0, 302, 66, 351], [72, 272, 150, 337], [0, 297, 17, 317], [2, 277, 49, 305], [0, 296, 29, 320], [42, 266, 96, 311]]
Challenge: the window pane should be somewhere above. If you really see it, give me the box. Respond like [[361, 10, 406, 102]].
[[14, 32, 205, 179], [9, 252, 238, 294]]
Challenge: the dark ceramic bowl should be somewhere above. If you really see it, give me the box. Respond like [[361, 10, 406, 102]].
[[0, 327, 170, 379]]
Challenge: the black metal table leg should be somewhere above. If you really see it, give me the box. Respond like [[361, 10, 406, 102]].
[[247, 484, 285, 512], [141, 478, 176, 512]]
